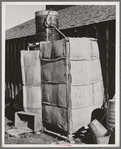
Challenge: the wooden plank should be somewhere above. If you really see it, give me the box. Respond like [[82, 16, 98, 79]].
[[5, 40, 11, 103], [5, 40, 8, 88], [9, 40, 12, 99], [11, 40, 15, 99], [106, 23, 109, 100], [18, 39, 22, 91], [16, 39, 20, 94], [95, 24, 98, 40], [14, 39, 18, 96], [7, 40, 11, 99]]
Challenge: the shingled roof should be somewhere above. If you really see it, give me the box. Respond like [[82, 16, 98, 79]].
[[6, 5, 116, 40]]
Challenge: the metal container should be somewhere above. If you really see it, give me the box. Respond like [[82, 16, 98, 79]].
[[106, 99, 115, 131], [35, 10, 59, 42]]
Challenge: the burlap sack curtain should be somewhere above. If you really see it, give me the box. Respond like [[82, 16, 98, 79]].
[[41, 39, 71, 134]]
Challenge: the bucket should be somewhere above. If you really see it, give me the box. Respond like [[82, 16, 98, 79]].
[[88, 119, 108, 137], [88, 119, 110, 144], [35, 10, 59, 42], [106, 99, 115, 131]]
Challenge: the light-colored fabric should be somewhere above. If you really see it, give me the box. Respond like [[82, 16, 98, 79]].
[[43, 105, 68, 131], [41, 59, 67, 83], [40, 39, 66, 59], [71, 103, 103, 132], [21, 50, 41, 86], [70, 59, 102, 85], [71, 81, 104, 109], [42, 84, 67, 107], [23, 86, 42, 114], [69, 38, 99, 60]]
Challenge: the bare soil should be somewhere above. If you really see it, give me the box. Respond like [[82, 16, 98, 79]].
[[5, 105, 93, 145]]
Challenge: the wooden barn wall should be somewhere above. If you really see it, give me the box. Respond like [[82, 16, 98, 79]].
[[5, 20, 115, 106], [5, 35, 36, 106]]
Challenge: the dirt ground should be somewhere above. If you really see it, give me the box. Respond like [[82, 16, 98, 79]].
[[5, 105, 93, 145]]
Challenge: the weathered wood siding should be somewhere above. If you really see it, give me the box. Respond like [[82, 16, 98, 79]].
[[5, 35, 36, 105]]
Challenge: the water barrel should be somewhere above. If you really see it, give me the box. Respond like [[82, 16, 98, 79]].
[[35, 10, 59, 42], [106, 99, 115, 131]]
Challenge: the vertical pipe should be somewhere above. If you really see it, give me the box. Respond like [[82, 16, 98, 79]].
[[106, 23, 109, 100]]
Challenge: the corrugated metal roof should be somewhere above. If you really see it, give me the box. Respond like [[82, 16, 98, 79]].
[[5, 5, 116, 40]]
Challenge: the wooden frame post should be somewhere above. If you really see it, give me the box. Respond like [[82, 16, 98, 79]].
[[106, 23, 109, 101]]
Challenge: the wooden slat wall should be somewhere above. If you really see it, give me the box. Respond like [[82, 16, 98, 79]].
[[5, 35, 36, 105], [5, 20, 115, 106]]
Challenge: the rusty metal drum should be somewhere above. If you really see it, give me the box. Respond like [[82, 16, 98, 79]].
[[35, 10, 59, 42]]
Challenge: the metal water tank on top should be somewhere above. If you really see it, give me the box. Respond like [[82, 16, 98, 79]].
[[35, 10, 59, 42]]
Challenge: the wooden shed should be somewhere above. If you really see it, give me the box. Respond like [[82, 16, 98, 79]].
[[5, 5, 116, 109]]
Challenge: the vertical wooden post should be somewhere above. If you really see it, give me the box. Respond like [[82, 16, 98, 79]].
[[23, 38, 26, 50], [66, 38, 70, 137], [13, 40, 15, 98], [18, 39, 22, 91], [7, 40, 11, 99], [16, 39, 19, 95], [106, 23, 109, 100], [86, 26, 89, 37], [95, 24, 98, 40], [10, 41, 12, 99], [11, 40, 15, 99], [14, 39, 18, 97], [65, 38, 73, 140], [5, 41, 7, 88]]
